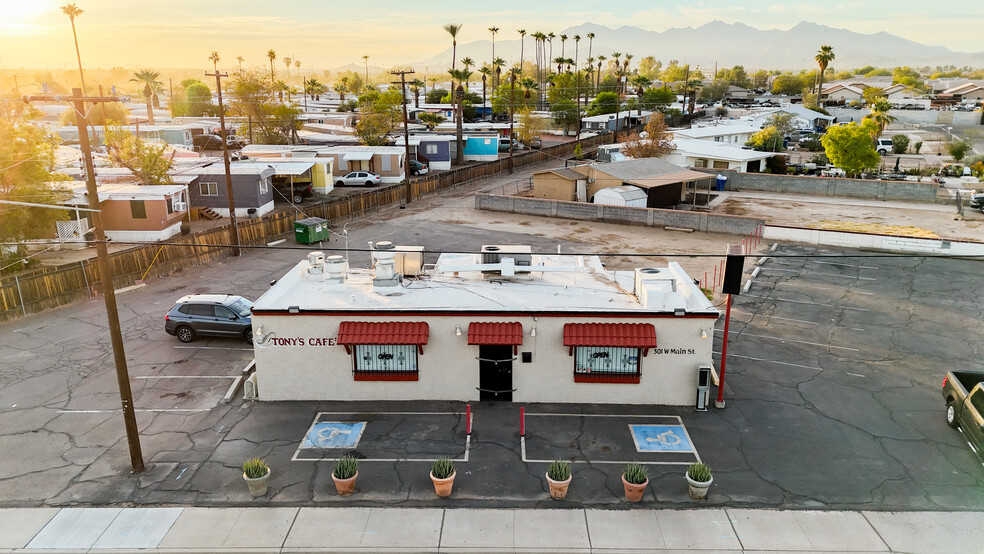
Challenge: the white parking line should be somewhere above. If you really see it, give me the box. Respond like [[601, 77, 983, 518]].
[[715, 329, 860, 351], [57, 409, 211, 413], [810, 271, 876, 281], [775, 282, 874, 295], [813, 260, 879, 270], [174, 346, 254, 351], [741, 294, 870, 311], [134, 375, 236, 379], [713, 351, 822, 371], [760, 268, 799, 272]]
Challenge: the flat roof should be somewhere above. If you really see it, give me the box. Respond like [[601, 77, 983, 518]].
[[253, 253, 718, 316], [62, 182, 187, 204]]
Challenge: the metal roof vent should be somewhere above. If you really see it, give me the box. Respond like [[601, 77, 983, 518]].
[[372, 240, 401, 287], [324, 255, 347, 283], [306, 251, 325, 277]]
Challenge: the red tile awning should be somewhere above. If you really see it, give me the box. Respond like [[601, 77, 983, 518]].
[[467, 322, 524, 346], [563, 323, 657, 348], [337, 321, 429, 354]]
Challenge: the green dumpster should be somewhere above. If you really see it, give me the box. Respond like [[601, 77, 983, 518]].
[[294, 217, 330, 244]]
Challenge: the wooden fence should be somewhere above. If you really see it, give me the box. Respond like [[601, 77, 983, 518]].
[[0, 134, 609, 322]]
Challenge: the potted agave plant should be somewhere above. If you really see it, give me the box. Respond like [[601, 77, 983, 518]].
[[686, 462, 713, 500], [430, 457, 456, 497], [243, 457, 270, 497], [332, 455, 359, 496], [621, 462, 649, 503], [545, 460, 572, 500]]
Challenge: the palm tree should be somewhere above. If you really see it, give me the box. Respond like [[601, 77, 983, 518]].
[[517, 29, 527, 74], [236, 56, 245, 76], [488, 26, 499, 76], [631, 74, 651, 96], [547, 33, 555, 74], [461, 57, 475, 71], [282, 56, 292, 81], [334, 79, 348, 101], [362, 55, 369, 84], [267, 49, 277, 83], [444, 24, 463, 73], [586, 32, 595, 60], [865, 100, 896, 137], [130, 69, 162, 125], [520, 77, 538, 105], [597, 55, 606, 90], [815, 44, 835, 105], [410, 78, 425, 107], [493, 57, 506, 88], [60, 4, 88, 94], [448, 68, 471, 163], [478, 66, 492, 112], [554, 57, 565, 75]]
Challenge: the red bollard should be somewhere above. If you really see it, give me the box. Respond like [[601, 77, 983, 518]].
[[704, 272, 707, 289], [520, 406, 525, 437], [713, 264, 718, 289], [466, 403, 471, 435]]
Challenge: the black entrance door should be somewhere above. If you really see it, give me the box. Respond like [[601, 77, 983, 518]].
[[479, 344, 513, 401]]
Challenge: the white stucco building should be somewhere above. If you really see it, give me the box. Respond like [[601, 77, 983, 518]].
[[250, 244, 719, 405]]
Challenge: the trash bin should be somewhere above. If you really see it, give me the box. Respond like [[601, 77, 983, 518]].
[[294, 217, 330, 244], [715, 174, 728, 191]]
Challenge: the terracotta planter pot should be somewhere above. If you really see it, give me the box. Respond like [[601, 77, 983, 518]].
[[430, 470, 456, 497], [686, 474, 713, 500], [546, 472, 572, 500], [243, 470, 270, 498], [621, 474, 648, 503], [332, 470, 358, 496]]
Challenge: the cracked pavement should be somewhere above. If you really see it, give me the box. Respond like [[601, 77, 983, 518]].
[[1, 212, 982, 510]]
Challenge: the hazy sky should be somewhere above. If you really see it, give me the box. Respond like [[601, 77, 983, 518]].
[[0, 0, 980, 71]]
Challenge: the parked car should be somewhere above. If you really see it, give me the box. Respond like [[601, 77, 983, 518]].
[[942, 370, 984, 462], [875, 138, 894, 155], [528, 137, 543, 150], [164, 294, 253, 343], [967, 193, 984, 209], [335, 171, 382, 187], [498, 137, 522, 152], [192, 134, 246, 151], [408, 159, 428, 176], [274, 181, 313, 203]]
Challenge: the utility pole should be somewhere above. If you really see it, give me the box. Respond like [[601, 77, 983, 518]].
[[169, 78, 174, 118], [509, 70, 516, 174], [302, 76, 308, 112], [205, 69, 241, 256], [392, 69, 416, 205], [24, 90, 145, 473]]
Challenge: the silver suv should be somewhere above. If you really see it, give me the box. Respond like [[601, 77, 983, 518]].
[[164, 294, 253, 343]]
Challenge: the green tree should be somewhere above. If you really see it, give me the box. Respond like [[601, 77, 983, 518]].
[[0, 105, 69, 268], [891, 134, 910, 154], [821, 121, 881, 176], [587, 91, 618, 116], [640, 87, 676, 111], [765, 112, 796, 139], [892, 66, 924, 90], [864, 100, 896, 137], [771, 73, 806, 95], [746, 126, 784, 152], [184, 81, 214, 117], [515, 106, 544, 145], [947, 140, 970, 162], [637, 56, 662, 80], [355, 88, 403, 145], [228, 70, 300, 144], [425, 88, 449, 104], [550, 98, 578, 135], [104, 126, 174, 185], [622, 113, 674, 158]]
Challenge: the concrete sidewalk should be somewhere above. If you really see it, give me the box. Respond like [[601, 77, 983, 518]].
[[2, 507, 981, 553]]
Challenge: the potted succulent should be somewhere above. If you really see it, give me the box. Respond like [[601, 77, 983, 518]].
[[686, 462, 713, 500], [545, 460, 572, 500], [242, 457, 270, 497], [430, 457, 456, 497], [621, 462, 649, 503], [331, 455, 359, 496]]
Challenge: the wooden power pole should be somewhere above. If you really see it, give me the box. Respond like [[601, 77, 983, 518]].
[[205, 69, 241, 256], [391, 69, 415, 205]]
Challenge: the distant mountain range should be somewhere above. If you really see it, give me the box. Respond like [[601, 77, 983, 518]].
[[413, 21, 983, 72]]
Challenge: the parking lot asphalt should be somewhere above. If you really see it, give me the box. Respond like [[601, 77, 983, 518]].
[[1, 213, 983, 510]]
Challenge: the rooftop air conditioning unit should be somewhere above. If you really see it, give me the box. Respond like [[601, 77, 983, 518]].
[[481, 245, 532, 266]]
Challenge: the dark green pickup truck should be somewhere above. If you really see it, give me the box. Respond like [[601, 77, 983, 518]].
[[942, 371, 984, 462]]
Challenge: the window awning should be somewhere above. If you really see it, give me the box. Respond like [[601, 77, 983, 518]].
[[337, 321, 429, 354], [342, 151, 374, 161], [563, 323, 657, 348], [467, 322, 524, 346]]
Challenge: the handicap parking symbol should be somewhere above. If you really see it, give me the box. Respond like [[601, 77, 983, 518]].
[[629, 424, 693, 452], [301, 422, 366, 449]]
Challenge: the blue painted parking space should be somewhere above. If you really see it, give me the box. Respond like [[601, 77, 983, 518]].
[[300, 421, 366, 449], [629, 424, 694, 453]]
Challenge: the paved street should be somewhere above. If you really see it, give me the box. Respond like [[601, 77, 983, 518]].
[[1, 193, 983, 511]]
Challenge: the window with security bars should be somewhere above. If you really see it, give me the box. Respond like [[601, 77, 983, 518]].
[[353, 344, 418, 380], [574, 346, 640, 378]]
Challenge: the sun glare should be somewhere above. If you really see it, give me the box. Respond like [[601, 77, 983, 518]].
[[0, 0, 56, 33]]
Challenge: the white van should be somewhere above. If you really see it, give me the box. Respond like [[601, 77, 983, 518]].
[[876, 138, 893, 155]]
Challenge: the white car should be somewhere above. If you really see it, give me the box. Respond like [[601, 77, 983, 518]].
[[335, 171, 382, 187], [876, 138, 893, 155]]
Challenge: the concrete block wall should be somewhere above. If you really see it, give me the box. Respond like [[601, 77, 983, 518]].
[[764, 224, 984, 256], [476, 194, 764, 236], [724, 171, 940, 203]]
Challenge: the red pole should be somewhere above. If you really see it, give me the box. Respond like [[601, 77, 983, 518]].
[[704, 272, 707, 289], [713, 264, 718, 289], [719, 260, 724, 286], [716, 293, 733, 406], [520, 406, 525, 436], [466, 403, 471, 435]]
